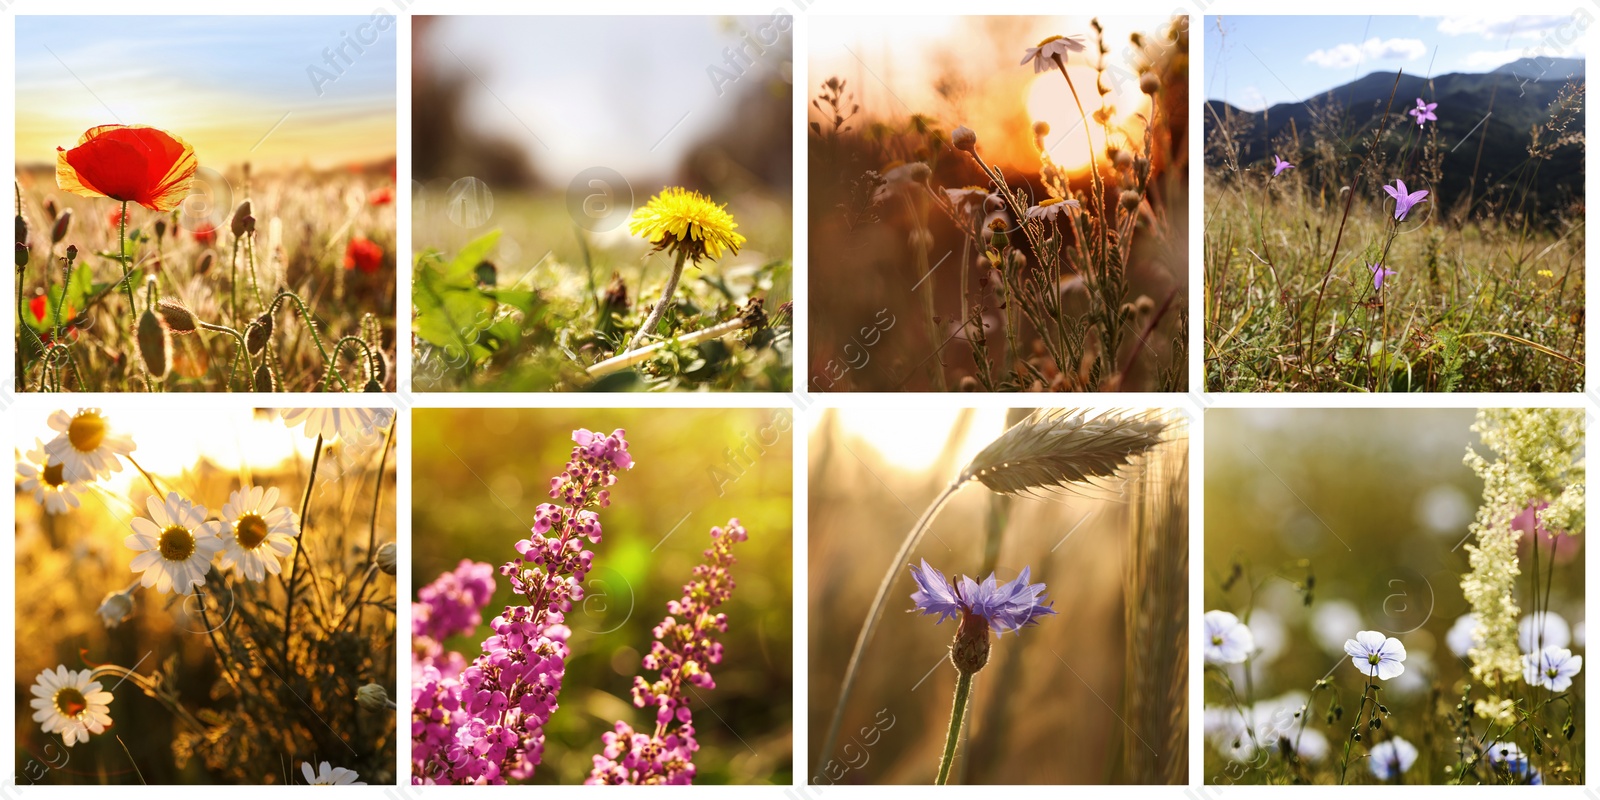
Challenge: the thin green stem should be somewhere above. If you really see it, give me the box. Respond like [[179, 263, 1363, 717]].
[[198, 320, 254, 391], [936, 670, 974, 785], [817, 480, 965, 779], [282, 433, 324, 674]]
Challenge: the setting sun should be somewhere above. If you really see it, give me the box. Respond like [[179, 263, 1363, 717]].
[[1025, 66, 1148, 172]]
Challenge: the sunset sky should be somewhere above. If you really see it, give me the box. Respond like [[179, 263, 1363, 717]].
[[809, 15, 1174, 170], [17, 16, 396, 171]]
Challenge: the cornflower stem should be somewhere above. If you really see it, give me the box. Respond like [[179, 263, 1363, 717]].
[[936, 670, 974, 785], [197, 321, 254, 391], [626, 248, 689, 352], [282, 433, 324, 674], [818, 480, 965, 779]]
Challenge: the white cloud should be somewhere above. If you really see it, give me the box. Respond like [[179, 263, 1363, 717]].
[[1462, 48, 1530, 70], [1305, 37, 1427, 69], [1236, 86, 1267, 113], [1436, 15, 1574, 40]]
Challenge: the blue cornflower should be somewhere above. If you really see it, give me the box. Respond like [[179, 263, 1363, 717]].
[[909, 559, 1057, 635]]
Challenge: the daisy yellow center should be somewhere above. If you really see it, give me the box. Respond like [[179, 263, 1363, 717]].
[[1040, 197, 1066, 207], [41, 462, 66, 488], [1038, 35, 1065, 47], [53, 687, 87, 718], [67, 413, 107, 453], [235, 513, 269, 550], [1368, 653, 1382, 665], [159, 525, 196, 561]]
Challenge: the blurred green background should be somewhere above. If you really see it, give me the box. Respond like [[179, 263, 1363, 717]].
[[412, 408, 793, 784], [1204, 408, 1585, 782]]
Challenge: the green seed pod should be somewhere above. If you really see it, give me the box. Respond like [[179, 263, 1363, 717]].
[[137, 308, 169, 380]]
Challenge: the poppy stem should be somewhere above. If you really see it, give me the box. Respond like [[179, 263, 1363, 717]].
[[197, 321, 254, 390], [936, 670, 973, 784], [114, 201, 151, 392]]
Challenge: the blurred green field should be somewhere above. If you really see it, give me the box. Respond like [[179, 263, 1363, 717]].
[[412, 407, 794, 784]]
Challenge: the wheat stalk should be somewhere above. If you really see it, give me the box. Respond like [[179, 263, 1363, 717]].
[[816, 408, 1168, 780]]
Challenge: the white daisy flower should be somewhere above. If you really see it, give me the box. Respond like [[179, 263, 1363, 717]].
[[124, 492, 225, 595], [1523, 645, 1582, 691], [1024, 196, 1081, 223], [1019, 34, 1087, 73], [218, 485, 298, 582], [301, 761, 365, 785], [280, 408, 395, 443], [43, 409, 135, 483], [29, 666, 113, 746], [16, 439, 84, 514], [1203, 609, 1254, 665], [1344, 630, 1407, 680], [1369, 737, 1418, 780]]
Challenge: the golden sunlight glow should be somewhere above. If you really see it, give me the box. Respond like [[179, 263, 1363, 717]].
[[1026, 66, 1148, 172], [19, 408, 312, 498], [815, 407, 1142, 474]]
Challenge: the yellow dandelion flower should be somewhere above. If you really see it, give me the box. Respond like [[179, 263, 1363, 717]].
[[628, 187, 745, 263]]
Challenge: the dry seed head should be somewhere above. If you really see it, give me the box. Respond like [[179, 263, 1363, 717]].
[[156, 298, 198, 334], [951, 125, 977, 152], [959, 409, 1166, 495], [1140, 71, 1161, 95], [1120, 190, 1142, 211]]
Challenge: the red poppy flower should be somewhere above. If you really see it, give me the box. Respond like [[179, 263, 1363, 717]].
[[192, 223, 217, 246], [343, 236, 384, 273], [368, 186, 393, 206], [108, 208, 128, 229], [56, 125, 197, 212], [29, 295, 75, 325]]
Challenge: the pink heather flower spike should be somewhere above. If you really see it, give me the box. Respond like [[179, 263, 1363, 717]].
[[1271, 154, 1294, 177], [1368, 263, 1397, 291], [1383, 179, 1429, 221], [411, 427, 635, 785], [586, 519, 748, 785], [1408, 97, 1438, 127]]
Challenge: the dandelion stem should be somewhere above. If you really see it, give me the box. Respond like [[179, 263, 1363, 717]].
[[936, 670, 973, 785], [818, 480, 964, 778], [626, 248, 688, 352], [281, 433, 324, 674]]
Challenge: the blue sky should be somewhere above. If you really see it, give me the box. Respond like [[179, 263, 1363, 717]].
[[1205, 14, 1589, 110], [17, 16, 397, 169]]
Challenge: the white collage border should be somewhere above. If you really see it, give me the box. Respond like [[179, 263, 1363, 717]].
[[0, 0, 1590, 796]]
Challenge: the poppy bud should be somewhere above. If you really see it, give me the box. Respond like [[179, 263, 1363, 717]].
[[253, 362, 276, 392], [242, 215, 256, 235], [154, 219, 167, 240], [51, 209, 72, 244], [42, 198, 58, 222], [15, 244, 28, 268], [356, 683, 391, 711], [951, 125, 977, 152], [246, 313, 272, 355], [1032, 121, 1050, 138], [15, 214, 27, 244], [231, 200, 252, 238], [137, 307, 169, 380], [156, 298, 198, 334], [363, 377, 383, 392], [1140, 71, 1161, 95], [196, 250, 214, 275], [65, 244, 77, 262]]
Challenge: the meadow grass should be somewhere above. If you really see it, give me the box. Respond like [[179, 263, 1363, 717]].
[[1204, 79, 1583, 392]]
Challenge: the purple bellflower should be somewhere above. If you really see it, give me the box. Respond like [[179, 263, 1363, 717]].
[[1368, 263, 1397, 291], [1271, 154, 1295, 177], [1383, 179, 1429, 221], [1409, 97, 1438, 127]]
